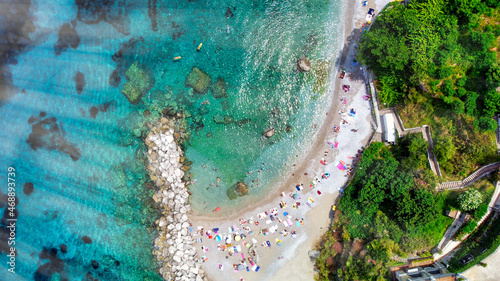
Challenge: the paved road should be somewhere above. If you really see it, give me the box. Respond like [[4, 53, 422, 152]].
[[462, 244, 500, 281]]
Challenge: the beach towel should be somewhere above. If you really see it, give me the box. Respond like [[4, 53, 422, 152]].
[[334, 142, 339, 148], [327, 139, 335, 148], [283, 220, 289, 227], [287, 219, 293, 226], [296, 221, 301, 227], [337, 162, 346, 171]]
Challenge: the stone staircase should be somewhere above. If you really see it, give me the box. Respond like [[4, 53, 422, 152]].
[[437, 162, 500, 191]]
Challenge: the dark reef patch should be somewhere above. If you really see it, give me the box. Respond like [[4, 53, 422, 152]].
[[89, 106, 98, 118], [225, 7, 234, 18], [171, 22, 185, 41], [109, 37, 143, 87], [82, 235, 93, 244], [35, 247, 65, 281], [89, 100, 116, 118], [84, 272, 99, 281], [0, 228, 10, 254], [54, 23, 80, 56], [60, 244, 68, 253], [75, 0, 131, 35], [91, 260, 99, 269], [148, 0, 158, 31], [0, 191, 7, 208], [2, 203, 18, 225], [23, 182, 34, 195], [74, 71, 86, 94], [0, 0, 36, 105], [26, 115, 81, 161]]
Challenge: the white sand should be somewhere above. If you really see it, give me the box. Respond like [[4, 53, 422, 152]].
[[190, 0, 392, 280]]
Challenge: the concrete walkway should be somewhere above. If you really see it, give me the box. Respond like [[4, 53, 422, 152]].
[[434, 182, 500, 262]]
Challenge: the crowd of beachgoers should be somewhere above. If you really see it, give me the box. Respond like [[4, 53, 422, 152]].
[[190, 73, 372, 281]]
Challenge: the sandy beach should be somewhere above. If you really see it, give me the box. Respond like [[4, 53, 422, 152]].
[[189, 0, 392, 280]]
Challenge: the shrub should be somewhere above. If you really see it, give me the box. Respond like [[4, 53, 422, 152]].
[[474, 117, 497, 132], [457, 190, 483, 211]]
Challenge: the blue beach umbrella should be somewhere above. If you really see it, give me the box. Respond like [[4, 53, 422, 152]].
[[283, 212, 289, 217], [215, 235, 221, 242]]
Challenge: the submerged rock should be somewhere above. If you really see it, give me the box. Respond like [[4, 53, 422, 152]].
[[121, 61, 155, 104], [185, 67, 212, 94], [227, 181, 249, 200], [223, 115, 234, 124], [59, 244, 67, 253], [214, 114, 234, 125], [74, 71, 86, 94], [82, 235, 92, 244], [297, 57, 311, 72], [26, 116, 81, 161], [213, 114, 225, 124], [198, 104, 209, 115], [221, 99, 230, 110], [235, 118, 251, 126], [211, 78, 227, 98], [23, 182, 34, 195], [263, 128, 275, 138]]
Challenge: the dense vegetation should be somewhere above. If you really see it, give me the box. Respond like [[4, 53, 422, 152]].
[[448, 213, 500, 273], [315, 141, 452, 281], [359, 0, 500, 179]]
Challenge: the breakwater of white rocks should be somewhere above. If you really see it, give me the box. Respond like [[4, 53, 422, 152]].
[[145, 118, 206, 281]]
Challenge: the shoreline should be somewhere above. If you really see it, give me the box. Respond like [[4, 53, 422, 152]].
[[189, 0, 354, 224], [186, 0, 393, 280]]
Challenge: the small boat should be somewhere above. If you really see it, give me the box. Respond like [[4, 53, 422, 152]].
[[213, 206, 221, 212], [197, 43, 203, 51], [174, 56, 181, 60]]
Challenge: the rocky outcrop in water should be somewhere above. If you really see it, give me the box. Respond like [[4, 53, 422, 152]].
[[297, 57, 311, 72], [146, 118, 207, 281], [263, 128, 275, 138], [210, 77, 227, 98], [185, 67, 212, 94], [121, 61, 155, 104], [226, 181, 249, 200]]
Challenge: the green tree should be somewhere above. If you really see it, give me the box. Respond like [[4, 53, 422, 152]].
[[458, 189, 483, 211], [434, 136, 456, 162], [474, 116, 497, 132]]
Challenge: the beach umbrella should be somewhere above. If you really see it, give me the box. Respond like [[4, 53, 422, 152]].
[[277, 241, 283, 246], [215, 235, 221, 242], [235, 235, 241, 242], [237, 264, 245, 271], [293, 193, 299, 200], [283, 212, 289, 217], [246, 243, 251, 248]]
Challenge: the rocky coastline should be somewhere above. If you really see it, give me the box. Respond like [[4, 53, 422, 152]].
[[145, 117, 206, 281]]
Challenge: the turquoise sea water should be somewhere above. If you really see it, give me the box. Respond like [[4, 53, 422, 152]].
[[0, 0, 343, 280]]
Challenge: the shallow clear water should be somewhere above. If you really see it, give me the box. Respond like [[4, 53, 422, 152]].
[[0, 0, 342, 280]]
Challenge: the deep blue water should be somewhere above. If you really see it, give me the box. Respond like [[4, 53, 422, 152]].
[[0, 0, 342, 280]]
